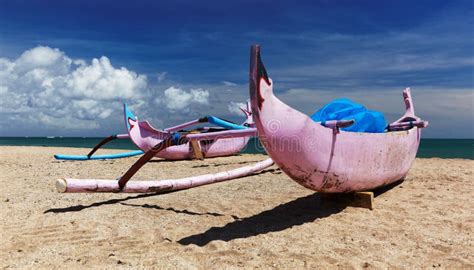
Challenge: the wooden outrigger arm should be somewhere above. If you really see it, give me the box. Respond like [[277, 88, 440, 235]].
[[85, 134, 131, 158], [117, 128, 257, 189], [54, 134, 144, 160]]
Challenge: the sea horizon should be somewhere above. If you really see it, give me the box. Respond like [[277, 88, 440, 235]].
[[1, 137, 472, 160]]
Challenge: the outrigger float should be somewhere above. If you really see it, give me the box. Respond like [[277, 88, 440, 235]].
[[54, 102, 254, 161], [56, 45, 428, 201]]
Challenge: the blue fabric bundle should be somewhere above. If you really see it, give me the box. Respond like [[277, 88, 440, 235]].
[[310, 98, 387, 133]]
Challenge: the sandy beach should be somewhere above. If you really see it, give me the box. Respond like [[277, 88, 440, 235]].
[[0, 146, 472, 268]]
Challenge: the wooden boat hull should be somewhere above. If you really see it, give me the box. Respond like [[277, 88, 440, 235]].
[[124, 105, 251, 160], [249, 45, 423, 192]]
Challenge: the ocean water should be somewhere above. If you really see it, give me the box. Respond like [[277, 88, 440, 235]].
[[0, 137, 472, 159]]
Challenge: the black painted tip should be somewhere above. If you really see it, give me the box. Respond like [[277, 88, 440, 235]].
[[250, 44, 270, 84]]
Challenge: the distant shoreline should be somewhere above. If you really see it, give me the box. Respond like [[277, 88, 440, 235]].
[[0, 137, 472, 159]]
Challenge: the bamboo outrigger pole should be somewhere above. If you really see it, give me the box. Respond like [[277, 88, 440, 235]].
[[56, 127, 274, 193], [56, 158, 274, 193]]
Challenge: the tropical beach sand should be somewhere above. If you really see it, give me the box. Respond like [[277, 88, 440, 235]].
[[0, 146, 472, 268]]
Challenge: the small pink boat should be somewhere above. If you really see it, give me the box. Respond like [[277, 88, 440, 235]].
[[124, 104, 253, 160], [249, 45, 428, 192], [54, 103, 254, 161]]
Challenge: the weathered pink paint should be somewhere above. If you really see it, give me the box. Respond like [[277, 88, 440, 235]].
[[249, 45, 428, 193], [126, 106, 254, 160], [56, 158, 274, 193]]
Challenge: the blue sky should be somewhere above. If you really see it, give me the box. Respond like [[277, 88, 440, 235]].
[[0, 0, 472, 138]]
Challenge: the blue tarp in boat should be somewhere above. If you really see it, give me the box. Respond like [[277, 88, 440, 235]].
[[311, 98, 387, 133]]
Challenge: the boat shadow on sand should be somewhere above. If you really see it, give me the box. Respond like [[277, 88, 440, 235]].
[[178, 193, 345, 246], [177, 180, 402, 246], [44, 191, 229, 217], [45, 171, 402, 247]]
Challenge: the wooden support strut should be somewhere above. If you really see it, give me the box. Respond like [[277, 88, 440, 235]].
[[117, 136, 185, 189], [111, 128, 257, 190], [320, 191, 374, 210], [86, 135, 117, 158]]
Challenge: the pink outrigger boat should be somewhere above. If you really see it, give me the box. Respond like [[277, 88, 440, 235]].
[[56, 44, 428, 196], [124, 103, 254, 160], [54, 103, 254, 161], [249, 45, 428, 192]]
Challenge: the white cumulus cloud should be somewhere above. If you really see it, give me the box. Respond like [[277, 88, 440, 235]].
[[0, 46, 242, 136], [61, 56, 147, 100], [0, 46, 148, 132], [160, 86, 209, 112]]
